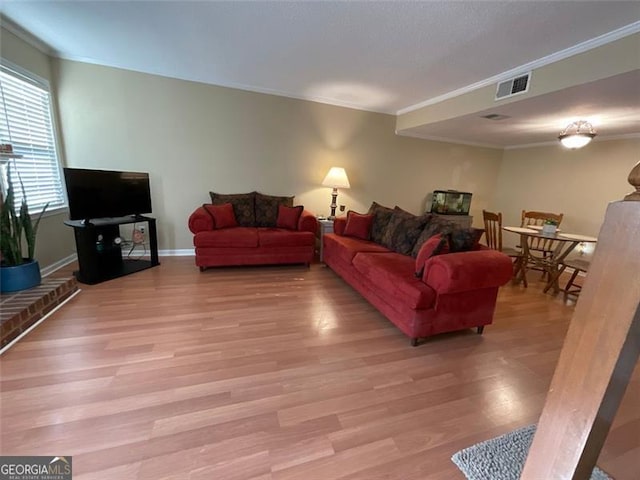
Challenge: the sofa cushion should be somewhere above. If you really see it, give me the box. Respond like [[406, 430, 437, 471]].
[[194, 227, 259, 248], [276, 205, 303, 230], [411, 215, 456, 257], [210, 192, 256, 227], [415, 234, 449, 277], [447, 226, 484, 253], [324, 233, 390, 264], [258, 228, 315, 247], [381, 207, 430, 256], [255, 192, 294, 227], [343, 211, 373, 240], [352, 252, 436, 309], [333, 216, 347, 235], [367, 202, 395, 245], [203, 203, 238, 229]]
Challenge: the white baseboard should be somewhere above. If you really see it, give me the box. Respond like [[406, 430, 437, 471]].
[[158, 249, 195, 256], [40, 250, 195, 276], [41, 254, 77, 277]]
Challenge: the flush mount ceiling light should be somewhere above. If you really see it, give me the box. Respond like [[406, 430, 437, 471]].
[[558, 120, 597, 149]]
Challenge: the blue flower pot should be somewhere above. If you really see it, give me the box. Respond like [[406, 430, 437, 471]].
[[0, 259, 41, 293]]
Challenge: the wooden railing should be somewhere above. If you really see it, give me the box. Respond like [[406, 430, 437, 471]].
[[521, 161, 640, 479]]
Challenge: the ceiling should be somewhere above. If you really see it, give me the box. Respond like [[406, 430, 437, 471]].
[[401, 70, 640, 148], [1, 1, 639, 148]]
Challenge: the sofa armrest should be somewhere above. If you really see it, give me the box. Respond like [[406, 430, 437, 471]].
[[298, 210, 318, 233], [422, 250, 513, 294], [188, 206, 214, 234], [333, 216, 347, 235]]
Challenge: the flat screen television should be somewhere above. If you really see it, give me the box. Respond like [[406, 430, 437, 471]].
[[64, 168, 152, 221]]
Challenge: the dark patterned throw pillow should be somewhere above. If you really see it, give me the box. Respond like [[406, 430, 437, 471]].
[[209, 191, 256, 227], [448, 226, 484, 252], [411, 215, 456, 257], [380, 207, 431, 256], [367, 202, 395, 245], [254, 192, 295, 227]]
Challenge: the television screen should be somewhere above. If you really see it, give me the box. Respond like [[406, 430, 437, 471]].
[[64, 168, 152, 221]]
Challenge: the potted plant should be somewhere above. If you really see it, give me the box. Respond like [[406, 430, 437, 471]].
[[542, 218, 558, 235], [0, 163, 48, 293]]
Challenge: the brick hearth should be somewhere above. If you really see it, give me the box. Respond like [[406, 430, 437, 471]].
[[0, 276, 78, 351]]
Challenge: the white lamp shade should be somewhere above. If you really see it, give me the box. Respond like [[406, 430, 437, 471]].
[[322, 167, 350, 188]]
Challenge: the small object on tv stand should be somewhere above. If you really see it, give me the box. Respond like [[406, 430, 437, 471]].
[[64, 215, 159, 285]]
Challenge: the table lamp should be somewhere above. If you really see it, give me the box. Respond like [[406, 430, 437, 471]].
[[322, 167, 350, 219]]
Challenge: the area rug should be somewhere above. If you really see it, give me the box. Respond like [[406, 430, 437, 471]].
[[451, 424, 612, 480]]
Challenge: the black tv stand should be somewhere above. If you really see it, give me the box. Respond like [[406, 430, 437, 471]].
[[64, 215, 159, 285]]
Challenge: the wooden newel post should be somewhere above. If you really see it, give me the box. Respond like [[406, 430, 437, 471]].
[[521, 163, 640, 479], [625, 161, 640, 201]]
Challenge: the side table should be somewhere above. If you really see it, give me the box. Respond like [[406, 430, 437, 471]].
[[317, 219, 334, 262]]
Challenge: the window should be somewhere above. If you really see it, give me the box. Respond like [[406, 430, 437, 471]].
[[0, 62, 65, 214]]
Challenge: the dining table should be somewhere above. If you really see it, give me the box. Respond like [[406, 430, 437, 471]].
[[503, 225, 598, 294]]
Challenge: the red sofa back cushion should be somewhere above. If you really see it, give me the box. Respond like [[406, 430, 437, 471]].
[[204, 203, 238, 229], [415, 233, 449, 277], [277, 205, 304, 230], [343, 211, 373, 240]]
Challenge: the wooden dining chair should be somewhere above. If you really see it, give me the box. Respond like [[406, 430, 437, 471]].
[[521, 210, 564, 228], [521, 210, 564, 250], [547, 257, 591, 301], [482, 210, 526, 286], [520, 210, 564, 278]]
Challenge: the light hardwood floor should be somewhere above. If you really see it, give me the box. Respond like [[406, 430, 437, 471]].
[[1, 257, 638, 479]]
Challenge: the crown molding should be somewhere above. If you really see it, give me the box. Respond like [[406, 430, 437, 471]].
[[503, 132, 640, 151], [396, 131, 640, 151], [55, 53, 396, 115], [395, 130, 502, 150], [397, 21, 640, 116], [0, 15, 56, 56]]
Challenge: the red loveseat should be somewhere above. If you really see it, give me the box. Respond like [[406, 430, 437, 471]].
[[188, 192, 318, 269], [323, 214, 512, 346]]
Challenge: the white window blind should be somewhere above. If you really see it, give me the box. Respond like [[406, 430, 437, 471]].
[[0, 63, 65, 214]]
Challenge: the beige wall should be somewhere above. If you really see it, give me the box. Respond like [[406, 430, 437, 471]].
[[493, 137, 640, 251], [0, 27, 76, 269], [3, 27, 638, 266], [52, 59, 504, 251]]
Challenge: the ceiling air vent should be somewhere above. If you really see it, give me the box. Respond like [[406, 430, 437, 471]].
[[495, 72, 531, 101], [481, 113, 511, 121]]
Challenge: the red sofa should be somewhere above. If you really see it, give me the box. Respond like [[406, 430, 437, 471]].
[[323, 215, 513, 345], [188, 192, 318, 269]]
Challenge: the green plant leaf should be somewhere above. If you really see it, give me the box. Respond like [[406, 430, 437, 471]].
[[29, 201, 48, 260], [0, 162, 45, 266]]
